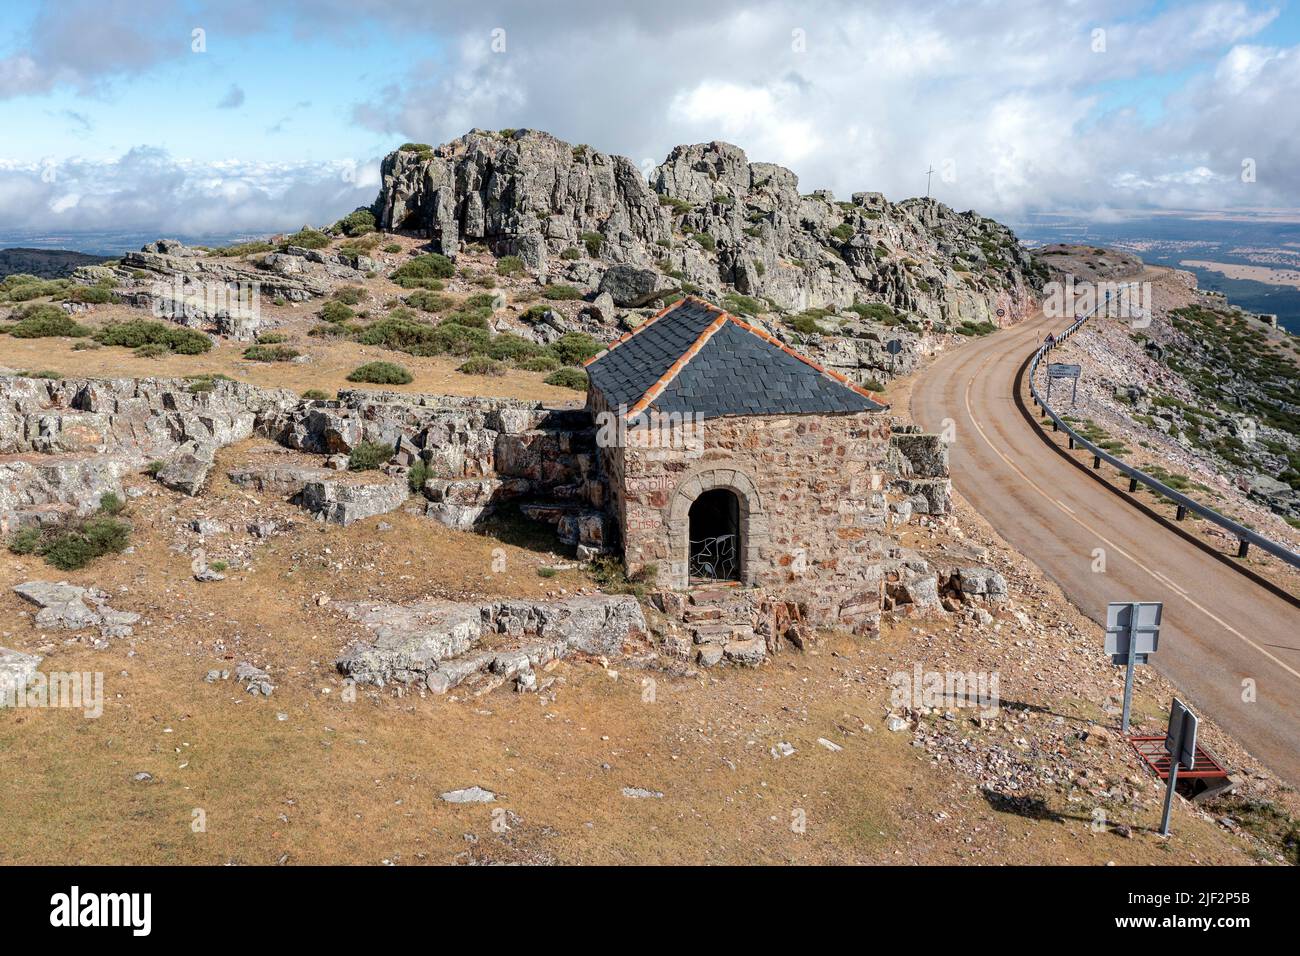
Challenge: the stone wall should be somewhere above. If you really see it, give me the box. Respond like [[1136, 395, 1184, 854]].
[[607, 408, 899, 632]]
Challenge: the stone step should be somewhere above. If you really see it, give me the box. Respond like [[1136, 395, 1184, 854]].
[[687, 587, 740, 607]]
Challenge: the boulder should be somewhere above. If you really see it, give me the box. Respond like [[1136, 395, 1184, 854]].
[[297, 477, 408, 526], [12, 580, 140, 638], [598, 264, 663, 308], [0, 646, 42, 706]]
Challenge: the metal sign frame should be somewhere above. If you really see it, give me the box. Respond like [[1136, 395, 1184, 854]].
[[1159, 698, 1199, 836], [1045, 362, 1082, 405], [1104, 601, 1162, 734]]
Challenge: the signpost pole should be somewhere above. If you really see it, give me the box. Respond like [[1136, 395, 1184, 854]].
[[1159, 761, 1180, 836], [1120, 602, 1138, 735]]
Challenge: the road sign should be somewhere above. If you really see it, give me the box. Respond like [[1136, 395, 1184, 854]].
[[886, 339, 903, 355], [1047, 363, 1081, 379], [1165, 698, 1197, 772], [1105, 601, 1162, 665], [1105, 601, 1162, 734], [1160, 697, 1199, 836], [996, 308, 1005, 318]]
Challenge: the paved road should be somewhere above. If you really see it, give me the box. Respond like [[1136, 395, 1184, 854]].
[[911, 313, 1300, 784]]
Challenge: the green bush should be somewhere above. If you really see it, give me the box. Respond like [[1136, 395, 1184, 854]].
[[543, 284, 582, 301], [487, 333, 547, 362], [348, 440, 394, 470], [496, 255, 525, 276], [185, 373, 233, 393], [95, 320, 212, 354], [458, 356, 505, 376], [242, 344, 300, 362], [301, 388, 331, 400], [551, 332, 602, 365], [398, 142, 432, 154], [347, 361, 412, 385], [333, 285, 364, 305], [282, 227, 331, 249], [9, 514, 132, 570], [690, 232, 716, 252], [8, 305, 90, 338], [441, 306, 491, 329], [335, 208, 377, 237], [430, 323, 491, 356], [256, 332, 287, 344], [99, 492, 125, 516], [830, 223, 855, 242], [134, 342, 171, 359], [517, 353, 561, 373], [581, 232, 604, 257], [560, 247, 581, 260], [392, 254, 454, 287], [383, 243, 403, 254], [847, 302, 898, 324], [67, 284, 117, 304], [320, 300, 355, 323], [405, 289, 451, 312], [407, 459, 430, 492], [545, 367, 589, 391], [18, 369, 62, 379], [354, 317, 441, 353], [208, 240, 275, 257], [5, 278, 70, 301]]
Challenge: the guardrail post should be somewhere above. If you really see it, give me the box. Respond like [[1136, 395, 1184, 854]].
[[1176, 505, 1187, 522], [1068, 435, 1074, 449], [1052, 420, 1058, 432], [1128, 478, 1138, 493], [1092, 455, 1101, 469], [1237, 540, 1249, 559]]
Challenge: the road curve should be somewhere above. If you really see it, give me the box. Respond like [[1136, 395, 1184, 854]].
[[911, 313, 1300, 784]]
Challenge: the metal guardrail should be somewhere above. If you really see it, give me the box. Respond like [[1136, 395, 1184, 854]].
[[1028, 302, 1300, 570]]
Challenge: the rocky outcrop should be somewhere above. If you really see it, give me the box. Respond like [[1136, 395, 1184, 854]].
[[12, 580, 140, 638], [372, 129, 1042, 328], [0, 646, 42, 705], [335, 594, 647, 694], [297, 476, 409, 526]]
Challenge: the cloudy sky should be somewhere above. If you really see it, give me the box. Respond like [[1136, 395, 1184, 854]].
[[1, 0, 1297, 240]]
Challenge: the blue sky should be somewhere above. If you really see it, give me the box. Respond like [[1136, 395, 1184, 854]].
[[1, 0, 1297, 237]]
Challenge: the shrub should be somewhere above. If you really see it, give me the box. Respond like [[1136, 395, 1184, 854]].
[[8, 305, 90, 338], [134, 342, 171, 359], [99, 492, 125, 516], [10, 514, 132, 570], [333, 285, 364, 305], [18, 369, 62, 379], [208, 240, 275, 257], [347, 361, 412, 385], [382, 243, 402, 254], [545, 367, 588, 391], [581, 232, 603, 257], [496, 255, 525, 276], [441, 306, 491, 329], [551, 332, 602, 365], [282, 227, 331, 249], [487, 333, 546, 362], [354, 317, 441, 353], [407, 459, 430, 492], [68, 284, 117, 304], [95, 320, 212, 354], [405, 289, 452, 313], [243, 344, 300, 362], [542, 284, 582, 301], [560, 247, 581, 260], [256, 332, 287, 344], [830, 223, 855, 242], [398, 142, 432, 154], [71, 340, 100, 351], [335, 208, 376, 237], [847, 302, 898, 324], [517, 353, 560, 373], [722, 293, 763, 316], [348, 440, 393, 470], [185, 373, 233, 393], [391, 254, 454, 287], [458, 355, 505, 376], [301, 388, 331, 401], [690, 232, 716, 252], [430, 323, 490, 356], [536, 566, 558, 579], [320, 300, 355, 323]]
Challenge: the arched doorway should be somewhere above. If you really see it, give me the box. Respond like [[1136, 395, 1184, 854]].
[[688, 488, 741, 582]]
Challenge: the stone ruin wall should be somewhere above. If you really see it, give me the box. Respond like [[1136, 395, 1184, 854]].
[[603, 407, 952, 635]]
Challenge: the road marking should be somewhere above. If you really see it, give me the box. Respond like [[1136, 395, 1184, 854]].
[[958, 340, 1300, 683]]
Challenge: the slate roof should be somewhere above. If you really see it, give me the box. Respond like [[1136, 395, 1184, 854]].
[[584, 296, 886, 419]]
